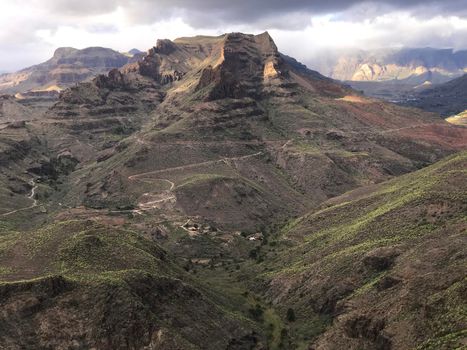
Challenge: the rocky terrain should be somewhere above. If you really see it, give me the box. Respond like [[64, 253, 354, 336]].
[[0, 32, 466, 349], [0, 47, 133, 96]]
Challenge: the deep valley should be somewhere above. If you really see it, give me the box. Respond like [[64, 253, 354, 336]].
[[0, 32, 466, 350]]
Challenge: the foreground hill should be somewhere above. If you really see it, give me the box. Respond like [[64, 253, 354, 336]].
[[0, 220, 263, 349], [0, 47, 132, 95], [254, 151, 467, 349], [0, 32, 466, 349]]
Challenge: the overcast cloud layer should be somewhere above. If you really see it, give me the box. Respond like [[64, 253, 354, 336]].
[[0, 0, 466, 71]]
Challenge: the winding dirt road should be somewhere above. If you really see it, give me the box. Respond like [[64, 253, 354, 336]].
[[127, 151, 264, 211], [0, 179, 38, 217], [128, 151, 263, 181]]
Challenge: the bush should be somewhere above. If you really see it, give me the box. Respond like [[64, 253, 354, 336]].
[[249, 248, 259, 259], [286, 308, 296, 322], [248, 304, 264, 321]]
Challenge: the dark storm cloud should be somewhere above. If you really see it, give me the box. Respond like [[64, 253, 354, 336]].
[[41, 0, 467, 28], [1, 0, 466, 72]]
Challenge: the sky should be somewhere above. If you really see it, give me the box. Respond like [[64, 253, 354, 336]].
[[0, 0, 466, 72]]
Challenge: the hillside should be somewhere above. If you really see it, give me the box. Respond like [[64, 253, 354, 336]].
[[253, 151, 467, 349], [400, 74, 467, 117], [0, 47, 131, 95], [0, 220, 263, 349], [0, 32, 466, 349], [44, 32, 467, 231]]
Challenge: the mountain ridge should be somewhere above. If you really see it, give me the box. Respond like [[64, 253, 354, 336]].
[[0, 32, 466, 349], [307, 47, 467, 101], [0, 46, 131, 95], [308, 47, 467, 82]]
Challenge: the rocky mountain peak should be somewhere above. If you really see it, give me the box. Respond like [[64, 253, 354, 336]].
[[57, 32, 344, 107], [193, 32, 284, 100], [221, 31, 279, 57], [52, 47, 79, 59], [153, 39, 178, 55], [254, 31, 278, 54]]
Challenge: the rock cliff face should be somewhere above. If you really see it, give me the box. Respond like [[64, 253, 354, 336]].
[[0, 47, 131, 94], [195, 32, 283, 100]]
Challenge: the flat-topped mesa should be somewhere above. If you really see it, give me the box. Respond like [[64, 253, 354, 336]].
[[50, 47, 129, 68], [0, 47, 132, 96], [196, 32, 284, 100]]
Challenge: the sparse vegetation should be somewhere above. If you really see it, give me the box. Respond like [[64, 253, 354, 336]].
[[0, 31, 465, 350]]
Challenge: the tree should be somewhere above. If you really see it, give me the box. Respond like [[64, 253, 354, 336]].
[[286, 308, 296, 322]]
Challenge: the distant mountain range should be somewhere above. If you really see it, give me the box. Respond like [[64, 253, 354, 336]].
[[309, 47, 467, 82], [128, 48, 143, 56], [307, 47, 467, 101], [3, 45, 467, 106], [0, 47, 140, 96]]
